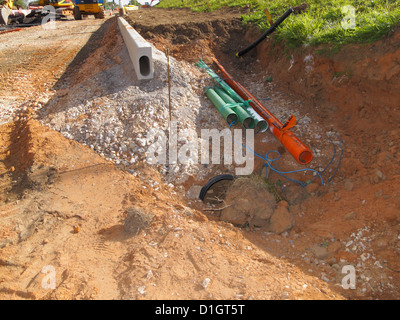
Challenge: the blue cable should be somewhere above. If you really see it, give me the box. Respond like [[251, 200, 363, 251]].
[[228, 120, 325, 187]]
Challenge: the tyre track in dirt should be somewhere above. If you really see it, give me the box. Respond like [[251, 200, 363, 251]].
[[0, 18, 107, 124]]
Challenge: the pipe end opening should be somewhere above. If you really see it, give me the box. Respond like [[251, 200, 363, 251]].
[[243, 118, 255, 129], [255, 121, 269, 133], [227, 114, 239, 125], [299, 150, 313, 165], [139, 55, 151, 77]]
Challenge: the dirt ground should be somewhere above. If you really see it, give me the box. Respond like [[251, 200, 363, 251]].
[[0, 7, 399, 300]]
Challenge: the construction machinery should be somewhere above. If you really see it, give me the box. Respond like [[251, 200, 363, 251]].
[[124, 4, 138, 12], [1, 0, 74, 25], [49, 0, 74, 15], [28, 0, 74, 15], [73, 0, 105, 20], [0, 0, 13, 25]]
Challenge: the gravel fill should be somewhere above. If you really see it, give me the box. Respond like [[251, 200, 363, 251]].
[[38, 42, 234, 186]]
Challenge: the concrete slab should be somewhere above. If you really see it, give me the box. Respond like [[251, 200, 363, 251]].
[[117, 17, 154, 80]]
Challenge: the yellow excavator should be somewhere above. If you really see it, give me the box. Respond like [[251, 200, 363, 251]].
[[30, 0, 74, 15], [0, 0, 13, 25], [48, 0, 74, 15], [0, 0, 75, 25], [73, 0, 104, 20]]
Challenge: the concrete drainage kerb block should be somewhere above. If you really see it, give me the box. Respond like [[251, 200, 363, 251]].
[[117, 17, 154, 80]]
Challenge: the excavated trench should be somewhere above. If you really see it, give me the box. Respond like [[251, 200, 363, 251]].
[[124, 9, 341, 205], [123, 9, 400, 300]]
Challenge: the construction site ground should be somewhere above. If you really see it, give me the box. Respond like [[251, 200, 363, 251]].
[[1, 8, 400, 301]]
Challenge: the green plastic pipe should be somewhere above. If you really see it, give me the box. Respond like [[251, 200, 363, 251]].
[[197, 60, 269, 133], [205, 87, 238, 125], [214, 85, 268, 133], [197, 60, 243, 103], [213, 87, 255, 129]]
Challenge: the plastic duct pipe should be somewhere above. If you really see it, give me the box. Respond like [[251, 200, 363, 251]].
[[205, 87, 238, 125], [213, 87, 255, 129], [212, 57, 313, 165], [117, 17, 153, 80], [0, 28, 21, 35], [236, 7, 294, 57], [214, 86, 268, 133], [197, 60, 267, 132]]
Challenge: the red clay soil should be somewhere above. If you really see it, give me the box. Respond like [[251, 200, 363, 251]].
[[128, 8, 400, 300]]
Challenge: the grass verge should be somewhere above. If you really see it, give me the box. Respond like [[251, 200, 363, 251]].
[[157, 0, 400, 47]]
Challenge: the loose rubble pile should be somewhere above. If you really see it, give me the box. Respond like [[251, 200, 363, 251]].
[[6, 44, 338, 192], [39, 44, 235, 185]]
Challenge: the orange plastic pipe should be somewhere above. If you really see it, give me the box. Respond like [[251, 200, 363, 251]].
[[212, 57, 313, 165], [0, 28, 22, 35]]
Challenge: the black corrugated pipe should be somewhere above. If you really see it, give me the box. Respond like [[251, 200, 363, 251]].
[[236, 7, 294, 57], [199, 174, 235, 201]]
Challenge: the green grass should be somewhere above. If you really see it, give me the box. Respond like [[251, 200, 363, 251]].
[[157, 0, 400, 47]]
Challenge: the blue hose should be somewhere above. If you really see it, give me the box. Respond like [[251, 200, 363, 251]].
[[228, 121, 343, 187]]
